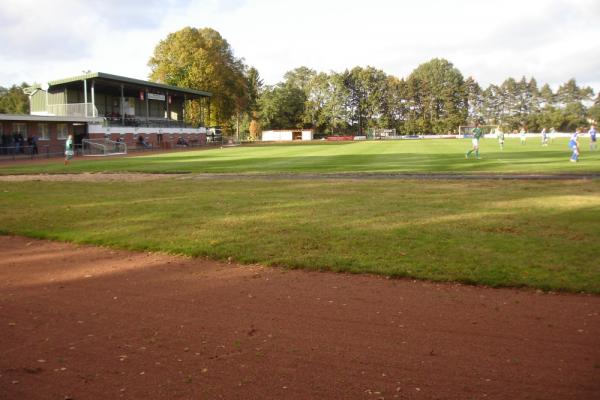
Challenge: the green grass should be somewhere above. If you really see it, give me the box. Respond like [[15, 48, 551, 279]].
[[1, 138, 599, 175], [1, 178, 598, 293]]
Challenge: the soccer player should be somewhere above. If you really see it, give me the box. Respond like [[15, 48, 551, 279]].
[[569, 129, 580, 163], [496, 126, 505, 151], [541, 128, 548, 146], [589, 124, 597, 151], [549, 127, 556, 144], [520, 127, 527, 145], [64, 134, 74, 166], [465, 123, 483, 159]]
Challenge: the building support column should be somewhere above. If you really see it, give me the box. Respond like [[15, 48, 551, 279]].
[[166, 91, 169, 126], [83, 79, 88, 117], [145, 88, 149, 125], [199, 97, 203, 127], [183, 95, 186, 125], [208, 97, 211, 128], [91, 80, 96, 117], [121, 85, 125, 125]]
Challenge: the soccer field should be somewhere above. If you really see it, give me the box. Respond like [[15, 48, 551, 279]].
[[1, 138, 599, 175]]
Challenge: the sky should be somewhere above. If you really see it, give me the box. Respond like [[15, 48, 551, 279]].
[[1, 0, 599, 92]]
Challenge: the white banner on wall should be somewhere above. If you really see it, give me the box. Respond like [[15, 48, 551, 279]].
[[147, 93, 165, 101]]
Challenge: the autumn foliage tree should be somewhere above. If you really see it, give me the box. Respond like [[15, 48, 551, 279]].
[[0, 83, 29, 114], [148, 27, 248, 129]]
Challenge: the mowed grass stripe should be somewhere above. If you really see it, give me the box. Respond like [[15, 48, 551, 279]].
[[1, 138, 599, 174], [1, 178, 598, 293]]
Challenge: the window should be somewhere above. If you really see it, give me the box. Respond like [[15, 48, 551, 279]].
[[57, 123, 68, 139], [38, 123, 50, 140], [13, 123, 27, 137]]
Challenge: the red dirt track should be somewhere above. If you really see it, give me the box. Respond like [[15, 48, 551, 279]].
[[1, 236, 599, 399]]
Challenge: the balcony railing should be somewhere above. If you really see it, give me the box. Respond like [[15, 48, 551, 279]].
[[102, 116, 199, 129], [47, 103, 99, 117]]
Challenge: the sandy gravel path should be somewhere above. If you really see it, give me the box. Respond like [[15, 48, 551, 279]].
[[1, 236, 598, 399]]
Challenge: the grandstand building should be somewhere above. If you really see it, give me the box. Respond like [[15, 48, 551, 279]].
[[0, 72, 211, 156]]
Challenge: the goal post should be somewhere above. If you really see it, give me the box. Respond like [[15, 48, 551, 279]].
[[82, 139, 127, 157], [368, 128, 399, 140]]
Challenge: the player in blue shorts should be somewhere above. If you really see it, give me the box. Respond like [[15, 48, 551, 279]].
[[589, 124, 597, 151], [569, 130, 580, 162]]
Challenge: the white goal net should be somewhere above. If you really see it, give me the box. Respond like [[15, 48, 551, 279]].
[[82, 139, 127, 156], [368, 128, 399, 140]]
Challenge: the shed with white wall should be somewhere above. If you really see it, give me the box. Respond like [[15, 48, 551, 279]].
[[261, 130, 313, 141]]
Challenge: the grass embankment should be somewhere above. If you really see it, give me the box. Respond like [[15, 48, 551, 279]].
[[1, 138, 599, 175], [1, 178, 598, 293]]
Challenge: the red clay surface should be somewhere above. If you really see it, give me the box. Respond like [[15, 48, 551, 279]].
[[1, 235, 599, 400]]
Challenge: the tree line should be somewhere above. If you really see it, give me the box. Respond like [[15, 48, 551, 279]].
[[147, 28, 599, 137], [2, 27, 599, 136]]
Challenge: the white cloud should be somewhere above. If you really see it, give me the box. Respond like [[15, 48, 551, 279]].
[[0, 0, 599, 93]]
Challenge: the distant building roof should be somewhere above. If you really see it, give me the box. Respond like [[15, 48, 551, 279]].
[[29, 72, 212, 98]]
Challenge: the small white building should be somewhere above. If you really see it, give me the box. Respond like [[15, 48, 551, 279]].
[[261, 129, 313, 141]]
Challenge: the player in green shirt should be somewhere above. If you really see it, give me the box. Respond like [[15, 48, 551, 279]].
[[465, 123, 483, 159], [64, 134, 74, 166]]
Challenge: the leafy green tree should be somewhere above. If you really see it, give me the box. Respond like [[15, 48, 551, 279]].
[[345, 66, 390, 134], [282, 67, 319, 129], [323, 72, 351, 134], [0, 83, 29, 114], [588, 93, 600, 124], [556, 79, 594, 105], [562, 102, 588, 131], [405, 59, 467, 133], [499, 78, 522, 130], [259, 83, 306, 129], [284, 67, 317, 95], [481, 84, 505, 125], [465, 77, 483, 122], [245, 67, 263, 138], [539, 83, 554, 107], [148, 27, 248, 128], [379, 76, 408, 132], [304, 72, 336, 133], [246, 67, 263, 115]]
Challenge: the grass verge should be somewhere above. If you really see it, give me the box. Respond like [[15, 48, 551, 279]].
[[1, 178, 598, 293]]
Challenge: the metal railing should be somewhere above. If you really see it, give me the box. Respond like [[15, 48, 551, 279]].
[[0, 139, 214, 161], [101, 117, 199, 129], [47, 103, 99, 117], [0, 144, 65, 160]]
